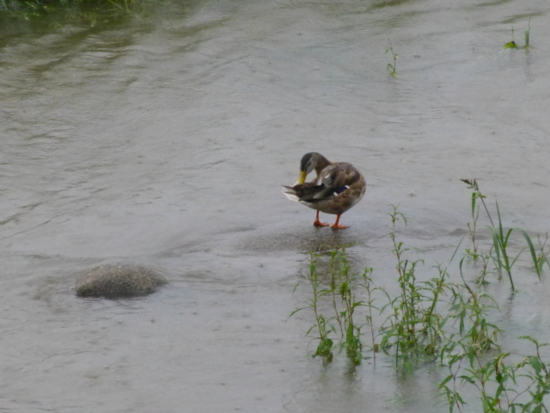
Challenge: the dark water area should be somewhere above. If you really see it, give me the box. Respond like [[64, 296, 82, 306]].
[[1, 0, 550, 411]]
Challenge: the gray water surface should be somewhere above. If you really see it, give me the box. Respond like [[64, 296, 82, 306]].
[[1, 0, 550, 411]]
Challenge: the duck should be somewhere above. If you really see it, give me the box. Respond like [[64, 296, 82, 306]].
[[282, 152, 366, 229]]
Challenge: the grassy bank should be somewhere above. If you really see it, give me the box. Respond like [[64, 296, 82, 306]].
[[0, 0, 158, 24]]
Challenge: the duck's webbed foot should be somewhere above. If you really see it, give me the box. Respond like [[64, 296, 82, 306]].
[[313, 210, 329, 227], [330, 214, 349, 230]]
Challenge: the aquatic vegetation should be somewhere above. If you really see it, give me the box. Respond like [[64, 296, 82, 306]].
[[290, 254, 335, 364], [379, 206, 444, 368], [386, 38, 398, 78], [358, 266, 379, 358], [290, 245, 388, 366], [490, 201, 522, 291], [292, 205, 504, 369], [462, 179, 547, 291], [504, 19, 532, 50], [463, 179, 485, 262], [461, 179, 508, 285], [290, 248, 373, 366], [329, 248, 364, 365], [438, 285, 504, 412], [446, 283, 502, 355], [504, 27, 519, 49], [291, 189, 550, 411], [0, 0, 153, 22], [519, 231, 550, 281], [465, 206, 481, 261], [292, 204, 504, 368], [439, 337, 550, 413]]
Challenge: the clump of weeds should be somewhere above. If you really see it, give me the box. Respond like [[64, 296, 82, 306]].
[[519, 230, 550, 280], [0, 0, 155, 26], [358, 266, 379, 358], [379, 205, 455, 369], [439, 337, 550, 413], [504, 19, 532, 50], [504, 26, 520, 49], [291, 186, 550, 412], [461, 179, 547, 291], [290, 248, 381, 366], [328, 247, 364, 365], [290, 253, 335, 364]]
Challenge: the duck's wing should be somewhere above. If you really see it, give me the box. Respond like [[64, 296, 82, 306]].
[[311, 163, 362, 200]]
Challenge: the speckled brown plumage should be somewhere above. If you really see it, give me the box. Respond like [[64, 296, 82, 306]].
[[282, 152, 366, 229]]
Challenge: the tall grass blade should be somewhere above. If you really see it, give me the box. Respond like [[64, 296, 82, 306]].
[[524, 18, 531, 49], [519, 229, 542, 280]]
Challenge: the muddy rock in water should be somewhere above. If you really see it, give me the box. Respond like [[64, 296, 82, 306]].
[[76, 264, 168, 298]]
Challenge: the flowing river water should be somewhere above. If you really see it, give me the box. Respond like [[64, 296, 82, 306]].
[[1, 0, 550, 411]]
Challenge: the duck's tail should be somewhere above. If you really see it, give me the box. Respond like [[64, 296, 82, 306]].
[[282, 183, 322, 203], [281, 186, 300, 202]]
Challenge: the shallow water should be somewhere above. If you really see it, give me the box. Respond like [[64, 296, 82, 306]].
[[1, 0, 550, 411]]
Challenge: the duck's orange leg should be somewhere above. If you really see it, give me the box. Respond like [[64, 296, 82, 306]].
[[313, 210, 329, 227], [331, 214, 349, 229]]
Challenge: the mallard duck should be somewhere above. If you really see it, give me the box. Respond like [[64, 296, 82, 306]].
[[282, 152, 366, 229]]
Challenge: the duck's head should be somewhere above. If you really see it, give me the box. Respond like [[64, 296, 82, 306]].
[[298, 152, 329, 183]]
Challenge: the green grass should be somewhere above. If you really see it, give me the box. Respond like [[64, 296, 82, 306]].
[[504, 26, 519, 49], [504, 19, 532, 50], [291, 184, 550, 411], [290, 247, 383, 366], [461, 179, 546, 291], [0, 0, 153, 22], [290, 253, 335, 364], [329, 248, 364, 365], [440, 337, 550, 413]]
